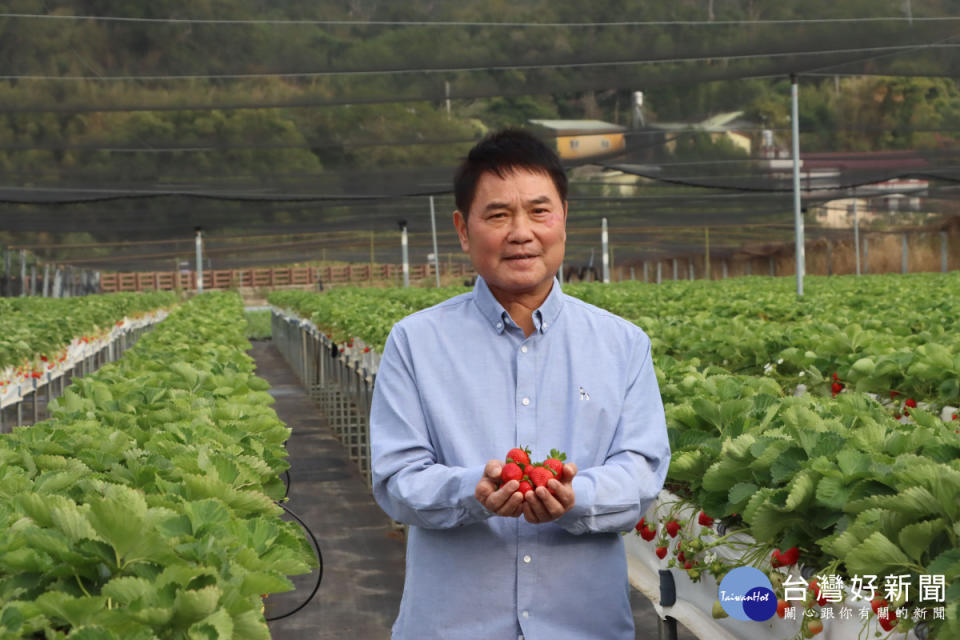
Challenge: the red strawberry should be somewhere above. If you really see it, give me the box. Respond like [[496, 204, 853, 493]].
[[879, 614, 897, 632], [639, 524, 656, 541], [527, 466, 556, 494], [808, 579, 827, 606], [772, 546, 799, 567], [890, 390, 900, 399], [517, 480, 533, 495], [665, 520, 680, 538], [831, 381, 843, 396], [677, 551, 686, 563], [832, 372, 839, 380], [683, 561, 693, 570], [776, 599, 788, 618], [500, 462, 523, 485], [543, 448, 567, 477], [505, 446, 531, 467], [953, 413, 958, 421], [635, 517, 646, 533], [905, 398, 917, 408], [655, 546, 668, 559], [870, 597, 888, 615], [697, 512, 714, 527]]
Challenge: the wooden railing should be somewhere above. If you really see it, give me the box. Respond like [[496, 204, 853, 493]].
[[99, 263, 477, 293]]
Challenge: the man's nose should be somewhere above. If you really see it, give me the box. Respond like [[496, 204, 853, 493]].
[[507, 213, 535, 242]]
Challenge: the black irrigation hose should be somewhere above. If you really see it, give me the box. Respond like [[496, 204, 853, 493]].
[[265, 501, 324, 622], [282, 468, 291, 500]]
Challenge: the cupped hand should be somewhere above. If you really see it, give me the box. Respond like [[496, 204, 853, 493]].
[[475, 459, 525, 518], [522, 462, 577, 524]]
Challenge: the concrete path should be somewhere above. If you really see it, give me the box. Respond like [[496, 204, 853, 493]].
[[250, 340, 697, 640]]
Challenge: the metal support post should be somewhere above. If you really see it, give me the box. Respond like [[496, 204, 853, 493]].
[[601, 218, 610, 283], [20, 250, 26, 297], [902, 234, 909, 274], [400, 222, 410, 288], [195, 228, 204, 294], [704, 227, 711, 280], [53, 267, 62, 298], [853, 193, 861, 276], [429, 196, 441, 287], [791, 74, 805, 296]]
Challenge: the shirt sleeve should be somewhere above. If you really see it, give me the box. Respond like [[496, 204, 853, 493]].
[[554, 331, 671, 536], [370, 324, 494, 529]]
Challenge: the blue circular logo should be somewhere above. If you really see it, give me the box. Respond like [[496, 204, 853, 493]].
[[717, 567, 777, 621]]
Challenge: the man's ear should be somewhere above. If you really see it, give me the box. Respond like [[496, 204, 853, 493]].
[[453, 210, 470, 253]]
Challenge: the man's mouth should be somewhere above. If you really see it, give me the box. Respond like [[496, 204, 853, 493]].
[[504, 254, 538, 260]]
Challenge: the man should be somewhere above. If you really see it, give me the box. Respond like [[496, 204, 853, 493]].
[[370, 128, 670, 639]]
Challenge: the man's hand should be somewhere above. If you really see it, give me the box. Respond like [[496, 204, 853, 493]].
[[522, 463, 577, 524], [475, 459, 525, 517]]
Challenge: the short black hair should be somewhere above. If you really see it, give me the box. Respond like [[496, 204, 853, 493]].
[[454, 128, 568, 215]]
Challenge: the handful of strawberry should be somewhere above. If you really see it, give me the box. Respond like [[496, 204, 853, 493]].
[[499, 446, 567, 496]]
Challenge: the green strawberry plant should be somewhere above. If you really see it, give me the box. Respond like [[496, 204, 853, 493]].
[[272, 273, 960, 638], [0, 291, 177, 372], [0, 292, 316, 639]]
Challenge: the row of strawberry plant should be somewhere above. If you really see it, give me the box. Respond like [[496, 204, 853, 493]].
[[0, 291, 316, 639], [0, 292, 178, 371], [653, 357, 959, 637], [565, 274, 960, 409], [269, 274, 959, 638]]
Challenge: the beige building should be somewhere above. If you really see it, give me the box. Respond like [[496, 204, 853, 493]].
[[528, 119, 627, 160]]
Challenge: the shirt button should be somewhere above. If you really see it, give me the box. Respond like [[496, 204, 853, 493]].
[[522, 611, 530, 618], [523, 555, 531, 563], [496, 322, 503, 329], [520, 345, 528, 353], [542, 321, 549, 328], [521, 397, 530, 406]]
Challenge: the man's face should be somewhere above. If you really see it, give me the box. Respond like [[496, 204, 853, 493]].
[[453, 168, 567, 301]]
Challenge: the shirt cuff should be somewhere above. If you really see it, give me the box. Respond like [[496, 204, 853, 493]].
[[458, 463, 496, 524], [553, 474, 594, 535]]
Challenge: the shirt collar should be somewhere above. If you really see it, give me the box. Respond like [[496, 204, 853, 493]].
[[472, 275, 564, 335]]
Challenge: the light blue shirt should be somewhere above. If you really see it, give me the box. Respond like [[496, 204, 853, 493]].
[[370, 276, 671, 640]]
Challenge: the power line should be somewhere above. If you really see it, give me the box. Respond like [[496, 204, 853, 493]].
[[3, 43, 958, 81], [2, 13, 959, 27], [9, 126, 960, 154]]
